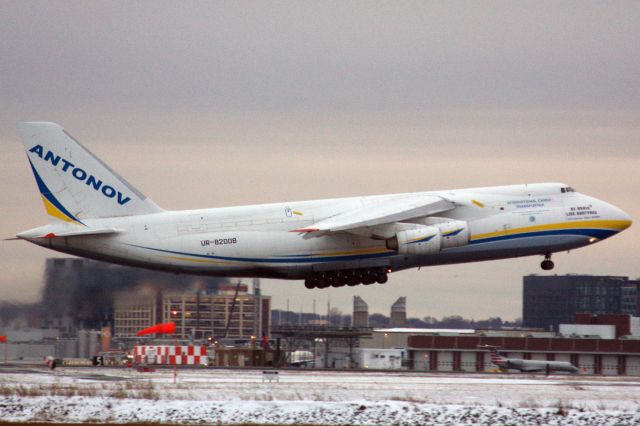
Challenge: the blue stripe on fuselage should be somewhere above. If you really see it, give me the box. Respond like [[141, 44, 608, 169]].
[[127, 227, 611, 265], [469, 228, 617, 244], [126, 244, 395, 264]]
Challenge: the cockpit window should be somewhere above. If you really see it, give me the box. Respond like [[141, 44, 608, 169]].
[[561, 187, 575, 193]]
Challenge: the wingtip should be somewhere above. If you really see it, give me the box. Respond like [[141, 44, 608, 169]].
[[17, 121, 62, 127]]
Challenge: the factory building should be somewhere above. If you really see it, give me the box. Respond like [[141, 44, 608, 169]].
[[523, 275, 640, 331], [114, 283, 271, 340]]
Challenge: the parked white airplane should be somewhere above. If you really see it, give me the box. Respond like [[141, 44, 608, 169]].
[[480, 345, 580, 373], [15, 122, 632, 289]]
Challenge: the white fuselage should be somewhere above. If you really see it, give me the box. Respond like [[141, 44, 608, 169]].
[[22, 182, 631, 280], [500, 358, 580, 373]]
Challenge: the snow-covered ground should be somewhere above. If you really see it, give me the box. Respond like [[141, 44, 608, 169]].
[[2, 367, 640, 424]]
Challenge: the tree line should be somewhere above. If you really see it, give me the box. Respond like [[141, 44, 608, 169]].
[[271, 308, 522, 329]]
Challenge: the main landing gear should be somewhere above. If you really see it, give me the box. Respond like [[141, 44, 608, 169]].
[[304, 267, 390, 289], [541, 253, 555, 271]]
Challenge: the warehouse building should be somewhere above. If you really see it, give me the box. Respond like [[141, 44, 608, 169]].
[[407, 333, 640, 375], [405, 314, 640, 375]]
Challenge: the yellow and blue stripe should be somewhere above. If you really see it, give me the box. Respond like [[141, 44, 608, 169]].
[[29, 159, 84, 225], [443, 228, 465, 237], [407, 234, 436, 244], [126, 243, 395, 265], [469, 220, 630, 244], [407, 227, 464, 245], [126, 219, 629, 265]]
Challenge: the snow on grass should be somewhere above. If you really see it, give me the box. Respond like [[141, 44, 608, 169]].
[[1, 368, 640, 424]]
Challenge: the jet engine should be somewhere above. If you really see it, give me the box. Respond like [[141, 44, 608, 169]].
[[385, 220, 469, 255], [436, 220, 469, 249], [386, 226, 441, 255]]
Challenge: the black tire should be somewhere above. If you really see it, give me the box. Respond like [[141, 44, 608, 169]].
[[376, 273, 388, 284], [317, 280, 330, 289], [541, 260, 554, 270], [362, 271, 375, 285]]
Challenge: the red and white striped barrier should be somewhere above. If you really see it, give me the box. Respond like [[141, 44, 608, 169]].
[[133, 345, 207, 365]]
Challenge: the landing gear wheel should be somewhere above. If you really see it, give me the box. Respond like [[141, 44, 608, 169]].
[[541, 259, 554, 270], [316, 280, 330, 289], [362, 272, 376, 285], [334, 272, 348, 287], [347, 272, 360, 286], [375, 273, 388, 284], [304, 279, 316, 289]]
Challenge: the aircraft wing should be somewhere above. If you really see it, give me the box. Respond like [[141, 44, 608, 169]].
[[291, 194, 454, 233]]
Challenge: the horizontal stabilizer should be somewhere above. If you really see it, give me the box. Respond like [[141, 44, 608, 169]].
[[17, 224, 121, 240]]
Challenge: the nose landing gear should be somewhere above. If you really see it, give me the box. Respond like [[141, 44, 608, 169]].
[[541, 253, 554, 271]]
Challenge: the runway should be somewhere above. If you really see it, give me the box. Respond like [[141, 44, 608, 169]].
[[1, 365, 640, 424]]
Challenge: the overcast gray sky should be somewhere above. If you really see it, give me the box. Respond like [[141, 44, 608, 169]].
[[1, 1, 639, 320]]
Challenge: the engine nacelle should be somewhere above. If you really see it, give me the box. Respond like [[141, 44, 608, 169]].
[[434, 220, 469, 249], [386, 226, 441, 255]]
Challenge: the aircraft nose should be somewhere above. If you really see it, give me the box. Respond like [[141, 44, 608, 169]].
[[605, 202, 632, 231], [614, 206, 633, 229]]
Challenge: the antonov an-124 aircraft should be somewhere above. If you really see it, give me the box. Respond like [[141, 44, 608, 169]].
[[15, 122, 632, 289]]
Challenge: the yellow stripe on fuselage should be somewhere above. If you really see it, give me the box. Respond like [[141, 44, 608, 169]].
[[470, 219, 631, 241], [162, 256, 237, 265], [313, 247, 392, 257]]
